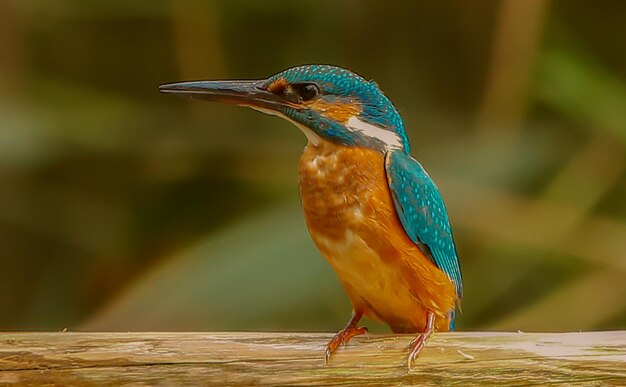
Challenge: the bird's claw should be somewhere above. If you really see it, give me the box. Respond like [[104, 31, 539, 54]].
[[324, 325, 368, 363], [407, 333, 428, 369], [407, 311, 435, 370]]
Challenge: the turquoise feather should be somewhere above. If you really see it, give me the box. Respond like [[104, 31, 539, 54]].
[[385, 150, 463, 328]]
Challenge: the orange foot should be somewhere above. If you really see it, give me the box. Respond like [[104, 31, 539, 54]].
[[325, 310, 367, 363], [407, 311, 435, 369]]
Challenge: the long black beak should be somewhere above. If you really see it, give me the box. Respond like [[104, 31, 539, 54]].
[[158, 80, 286, 111]]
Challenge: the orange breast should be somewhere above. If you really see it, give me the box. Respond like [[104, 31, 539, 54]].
[[298, 140, 456, 333]]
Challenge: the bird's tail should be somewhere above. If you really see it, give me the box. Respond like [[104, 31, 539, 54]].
[[448, 310, 456, 331]]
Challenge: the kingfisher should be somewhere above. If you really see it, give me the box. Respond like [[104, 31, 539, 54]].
[[159, 65, 462, 367]]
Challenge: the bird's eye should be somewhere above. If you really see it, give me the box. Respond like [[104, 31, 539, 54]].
[[292, 83, 320, 102], [266, 79, 320, 104]]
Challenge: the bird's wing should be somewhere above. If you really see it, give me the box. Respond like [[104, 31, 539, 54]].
[[385, 150, 463, 301]]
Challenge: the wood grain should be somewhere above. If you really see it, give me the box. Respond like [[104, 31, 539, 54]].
[[0, 331, 625, 385]]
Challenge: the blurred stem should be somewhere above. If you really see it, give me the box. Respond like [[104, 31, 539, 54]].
[[171, 0, 225, 78], [476, 0, 551, 139], [170, 0, 226, 118], [0, 0, 25, 102], [471, 0, 551, 319]]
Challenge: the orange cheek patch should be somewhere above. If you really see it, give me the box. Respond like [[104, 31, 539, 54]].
[[307, 99, 361, 123], [267, 78, 288, 94]]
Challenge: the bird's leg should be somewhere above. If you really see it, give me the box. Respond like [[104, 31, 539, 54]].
[[407, 311, 435, 369], [324, 309, 368, 363]]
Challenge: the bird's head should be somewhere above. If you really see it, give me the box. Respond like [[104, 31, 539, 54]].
[[159, 65, 409, 153]]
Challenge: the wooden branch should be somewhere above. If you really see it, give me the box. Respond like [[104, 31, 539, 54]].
[[1, 331, 624, 385]]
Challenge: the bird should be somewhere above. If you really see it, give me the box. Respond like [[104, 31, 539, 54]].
[[159, 65, 463, 367]]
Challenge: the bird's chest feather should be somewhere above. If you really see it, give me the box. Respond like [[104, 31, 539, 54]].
[[298, 142, 385, 239], [298, 142, 413, 319], [298, 140, 455, 332]]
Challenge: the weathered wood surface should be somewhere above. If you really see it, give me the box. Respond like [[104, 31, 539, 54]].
[[0, 331, 624, 386]]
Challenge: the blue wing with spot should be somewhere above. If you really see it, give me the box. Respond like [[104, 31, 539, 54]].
[[385, 150, 463, 304]]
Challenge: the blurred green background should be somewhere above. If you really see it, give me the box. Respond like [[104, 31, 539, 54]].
[[1, 0, 625, 333]]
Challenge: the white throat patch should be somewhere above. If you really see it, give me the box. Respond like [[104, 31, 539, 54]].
[[247, 105, 402, 149], [346, 116, 403, 150]]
